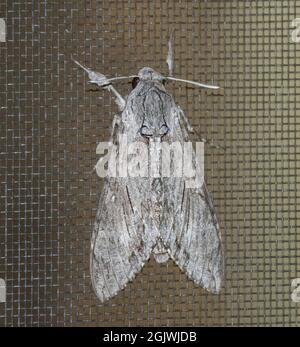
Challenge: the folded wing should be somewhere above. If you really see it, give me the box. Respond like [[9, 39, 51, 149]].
[[91, 178, 158, 302]]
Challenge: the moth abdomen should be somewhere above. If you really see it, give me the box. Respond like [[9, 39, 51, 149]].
[[152, 241, 169, 263]]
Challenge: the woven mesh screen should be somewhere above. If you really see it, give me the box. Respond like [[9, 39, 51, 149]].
[[1, 0, 300, 326]]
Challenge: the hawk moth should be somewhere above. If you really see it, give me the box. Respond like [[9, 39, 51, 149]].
[[74, 36, 224, 302]]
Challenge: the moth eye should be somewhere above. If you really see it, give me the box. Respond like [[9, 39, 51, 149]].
[[132, 77, 140, 89]]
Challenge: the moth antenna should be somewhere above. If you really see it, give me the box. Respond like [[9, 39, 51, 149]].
[[72, 58, 111, 87], [106, 75, 138, 83], [166, 29, 175, 77], [191, 127, 226, 152], [72, 57, 137, 87], [72, 57, 91, 74], [166, 76, 220, 89], [72, 58, 127, 109]]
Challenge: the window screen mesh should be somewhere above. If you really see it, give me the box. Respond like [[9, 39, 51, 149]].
[[0, 0, 300, 326]]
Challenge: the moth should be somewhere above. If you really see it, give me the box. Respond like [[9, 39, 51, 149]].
[[74, 34, 223, 302]]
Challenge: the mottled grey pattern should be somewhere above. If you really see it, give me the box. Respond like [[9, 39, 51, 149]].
[[90, 68, 223, 302]]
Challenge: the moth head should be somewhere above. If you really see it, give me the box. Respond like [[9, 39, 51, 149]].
[[131, 68, 166, 90], [138, 67, 165, 83]]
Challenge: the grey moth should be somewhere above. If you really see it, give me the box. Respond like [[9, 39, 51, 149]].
[[74, 35, 224, 302]]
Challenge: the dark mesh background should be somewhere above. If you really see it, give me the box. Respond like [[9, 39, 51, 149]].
[[0, 0, 300, 326]]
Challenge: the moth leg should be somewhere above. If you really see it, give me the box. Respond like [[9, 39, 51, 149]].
[[73, 59, 126, 110], [190, 129, 225, 151], [109, 114, 121, 143], [177, 106, 225, 151], [83, 114, 121, 181], [177, 105, 194, 132], [93, 114, 121, 173], [104, 85, 126, 111]]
